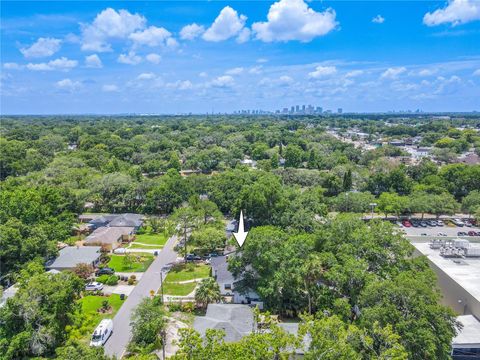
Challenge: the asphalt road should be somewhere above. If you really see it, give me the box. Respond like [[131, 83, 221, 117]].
[[104, 235, 178, 359]]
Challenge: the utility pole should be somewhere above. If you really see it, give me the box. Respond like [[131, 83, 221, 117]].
[[160, 270, 164, 304]]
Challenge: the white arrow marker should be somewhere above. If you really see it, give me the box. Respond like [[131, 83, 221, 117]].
[[233, 210, 248, 247]]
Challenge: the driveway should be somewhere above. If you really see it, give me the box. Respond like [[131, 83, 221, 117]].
[[104, 235, 178, 359]]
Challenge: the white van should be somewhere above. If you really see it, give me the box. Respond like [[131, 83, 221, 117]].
[[90, 319, 113, 347]]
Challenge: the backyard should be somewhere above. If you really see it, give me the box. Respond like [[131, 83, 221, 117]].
[[162, 263, 211, 296], [107, 253, 154, 272]]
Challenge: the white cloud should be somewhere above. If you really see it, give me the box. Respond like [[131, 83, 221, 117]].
[[81, 8, 146, 52], [473, 69, 480, 76], [202, 6, 247, 42], [308, 65, 337, 79], [20, 37, 61, 58], [102, 84, 119, 92], [278, 75, 294, 85], [137, 72, 156, 80], [418, 68, 437, 76], [381, 67, 407, 79], [3, 63, 22, 70], [423, 0, 480, 26], [118, 51, 142, 65], [26, 57, 78, 71], [180, 23, 205, 40], [209, 75, 235, 88], [85, 54, 103, 68], [199, 72, 208, 78], [55, 78, 82, 91], [345, 70, 364, 78], [146, 53, 162, 64], [225, 67, 244, 75], [372, 15, 385, 24], [257, 58, 268, 63], [252, 0, 338, 42], [167, 80, 193, 90], [249, 66, 263, 74], [129, 26, 176, 48], [237, 28, 251, 43]]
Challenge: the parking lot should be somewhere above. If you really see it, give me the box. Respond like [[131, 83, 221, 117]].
[[401, 219, 480, 241]]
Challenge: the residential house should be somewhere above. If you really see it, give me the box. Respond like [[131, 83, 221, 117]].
[[193, 304, 308, 354], [194, 304, 255, 342], [84, 226, 134, 250], [211, 255, 263, 308], [46, 246, 101, 271]]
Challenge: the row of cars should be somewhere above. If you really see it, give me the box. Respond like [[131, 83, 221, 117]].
[[458, 231, 480, 237], [401, 219, 445, 228]]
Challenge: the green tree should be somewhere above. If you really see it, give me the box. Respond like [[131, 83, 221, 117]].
[[172, 206, 202, 261], [195, 278, 222, 309], [191, 227, 226, 253], [55, 341, 110, 360], [342, 169, 353, 191], [462, 190, 480, 217], [377, 192, 408, 218], [128, 297, 166, 353], [0, 272, 83, 359], [284, 145, 303, 168]]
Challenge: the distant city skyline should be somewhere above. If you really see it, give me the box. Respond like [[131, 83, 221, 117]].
[[1, 0, 480, 114]]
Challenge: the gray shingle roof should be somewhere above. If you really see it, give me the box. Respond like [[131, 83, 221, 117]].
[[47, 246, 101, 270], [193, 304, 254, 342]]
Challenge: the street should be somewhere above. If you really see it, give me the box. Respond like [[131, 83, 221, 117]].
[[104, 235, 178, 359]]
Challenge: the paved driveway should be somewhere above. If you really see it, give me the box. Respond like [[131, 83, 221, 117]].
[[104, 235, 178, 359]]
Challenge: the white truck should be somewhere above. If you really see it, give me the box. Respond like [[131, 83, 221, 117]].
[[90, 319, 113, 347]]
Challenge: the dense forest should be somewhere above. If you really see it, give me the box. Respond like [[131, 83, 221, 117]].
[[1, 115, 480, 359]]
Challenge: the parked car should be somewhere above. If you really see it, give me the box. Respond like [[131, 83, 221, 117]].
[[457, 232, 467, 236], [421, 233, 428, 236], [113, 248, 127, 254], [420, 221, 428, 228], [85, 282, 104, 291], [186, 254, 202, 261], [411, 221, 420, 228], [427, 220, 437, 227], [452, 219, 465, 227], [95, 267, 115, 276], [396, 221, 403, 227], [468, 231, 478, 236], [436, 220, 444, 227], [437, 232, 447, 236], [90, 319, 113, 347]]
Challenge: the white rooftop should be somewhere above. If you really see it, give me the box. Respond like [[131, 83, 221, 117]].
[[453, 315, 480, 347], [412, 242, 480, 304]]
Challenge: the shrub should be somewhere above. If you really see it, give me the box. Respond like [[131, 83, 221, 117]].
[[96, 275, 110, 284], [127, 277, 135, 285], [105, 275, 118, 286], [181, 302, 195, 313], [130, 274, 136, 281]]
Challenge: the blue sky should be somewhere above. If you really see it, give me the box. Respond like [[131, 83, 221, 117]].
[[1, 0, 480, 114]]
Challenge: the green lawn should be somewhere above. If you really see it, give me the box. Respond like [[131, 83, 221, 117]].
[[165, 264, 211, 283], [107, 253, 154, 272], [162, 281, 197, 296], [70, 294, 125, 343], [134, 233, 168, 246]]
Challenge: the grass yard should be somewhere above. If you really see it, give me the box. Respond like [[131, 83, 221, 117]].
[[161, 264, 211, 296], [131, 233, 168, 248], [70, 294, 125, 343], [108, 253, 154, 272], [165, 264, 211, 283], [162, 281, 197, 296]]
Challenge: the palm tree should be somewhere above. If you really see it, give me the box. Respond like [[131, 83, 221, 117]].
[[195, 278, 221, 309]]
